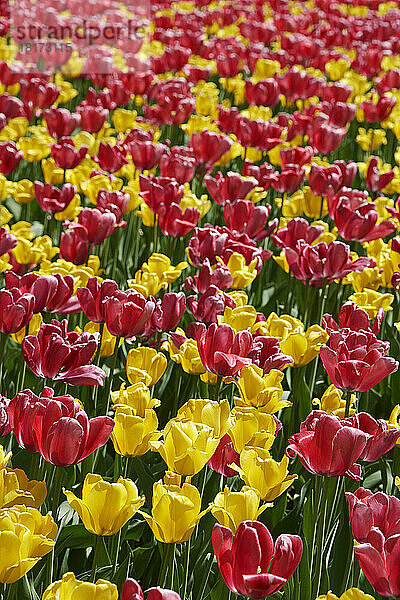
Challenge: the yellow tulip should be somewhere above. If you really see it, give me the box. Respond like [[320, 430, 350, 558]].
[[163, 330, 206, 375], [0, 446, 11, 470], [0, 468, 46, 509], [356, 128, 387, 151], [313, 385, 356, 418], [111, 382, 159, 415], [113, 108, 138, 133], [111, 406, 160, 457], [316, 589, 374, 600], [84, 322, 117, 358], [229, 407, 277, 453], [364, 239, 400, 288], [39, 257, 101, 291], [126, 347, 167, 386], [176, 398, 231, 437], [218, 304, 258, 332], [344, 267, 382, 292], [151, 419, 220, 476], [387, 405, 400, 447], [235, 365, 289, 412], [43, 572, 118, 600], [211, 486, 269, 533], [348, 290, 394, 319], [140, 473, 210, 543], [234, 448, 297, 501], [12, 313, 42, 344], [64, 474, 144, 536], [128, 253, 187, 297], [0, 505, 57, 583], [220, 253, 258, 289], [254, 312, 328, 366], [54, 193, 81, 222], [324, 58, 351, 80], [13, 179, 35, 205], [41, 158, 64, 184], [80, 173, 123, 204], [18, 136, 51, 162]]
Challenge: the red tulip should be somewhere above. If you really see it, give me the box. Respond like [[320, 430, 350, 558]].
[[346, 489, 400, 597], [184, 259, 233, 294], [333, 160, 357, 187], [158, 203, 200, 238], [22, 319, 106, 386], [44, 107, 81, 139], [76, 208, 117, 245], [224, 200, 272, 242], [272, 165, 305, 194], [308, 164, 343, 196], [190, 131, 232, 166], [204, 171, 258, 206], [0, 226, 17, 256], [34, 182, 76, 214], [0, 288, 35, 334], [77, 278, 119, 323], [346, 413, 400, 462], [77, 105, 109, 133], [59, 225, 89, 265], [271, 217, 324, 250], [188, 285, 235, 324], [249, 336, 294, 373], [97, 142, 128, 173], [195, 323, 253, 377], [51, 138, 88, 170], [365, 157, 394, 193], [159, 147, 196, 184], [245, 79, 280, 106], [150, 292, 186, 334], [5, 272, 79, 314], [96, 190, 129, 221], [208, 433, 240, 477], [139, 175, 184, 214], [104, 290, 155, 339], [311, 122, 346, 154], [212, 521, 302, 598], [0, 395, 10, 437], [129, 140, 167, 171], [19, 78, 59, 109], [0, 141, 23, 175], [360, 94, 396, 122], [8, 387, 113, 466], [280, 146, 314, 168], [121, 578, 181, 600]]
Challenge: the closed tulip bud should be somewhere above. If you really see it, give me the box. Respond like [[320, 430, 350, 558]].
[[0, 288, 35, 334], [140, 474, 210, 543], [59, 225, 89, 266], [112, 406, 160, 457], [126, 347, 167, 386], [176, 398, 231, 438], [0, 506, 57, 583], [64, 474, 144, 536], [111, 382, 159, 415], [0, 142, 23, 176], [235, 365, 289, 412], [152, 419, 220, 476], [104, 290, 155, 339], [43, 572, 118, 600], [0, 467, 46, 509], [234, 448, 297, 501], [212, 486, 269, 533], [313, 384, 356, 418], [44, 107, 81, 139]]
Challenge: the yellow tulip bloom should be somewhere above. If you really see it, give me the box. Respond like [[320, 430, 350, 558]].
[[317, 589, 374, 600], [111, 406, 160, 457], [218, 304, 258, 332], [84, 322, 117, 358], [12, 313, 42, 344], [163, 329, 206, 375], [313, 385, 356, 418], [344, 266, 382, 292], [229, 407, 277, 453], [176, 398, 231, 437], [348, 290, 394, 319], [13, 179, 35, 205], [211, 486, 269, 533], [43, 572, 118, 600], [0, 468, 46, 509], [234, 448, 297, 501], [152, 419, 220, 476], [111, 382, 159, 415], [64, 474, 144, 536], [126, 347, 167, 386], [220, 253, 258, 289], [140, 473, 210, 543], [235, 366, 288, 412], [0, 505, 57, 583]]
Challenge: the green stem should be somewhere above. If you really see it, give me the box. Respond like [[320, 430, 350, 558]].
[[214, 375, 223, 402], [343, 389, 353, 419], [104, 338, 121, 415], [183, 538, 191, 600], [160, 543, 174, 588], [52, 466, 64, 521], [91, 535, 102, 582], [312, 476, 330, 598], [30, 452, 40, 480]]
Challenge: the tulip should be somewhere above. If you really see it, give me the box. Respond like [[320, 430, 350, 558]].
[[111, 382, 159, 415], [313, 385, 357, 418], [0, 141, 23, 175], [126, 347, 167, 386], [159, 147, 196, 184], [0, 287, 34, 334], [97, 142, 128, 173], [248, 336, 294, 374], [0, 396, 10, 437], [34, 181, 76, 214], [112, 406, 159, 457], [19, 78, 59, 109], [360, 94, 396, 122], [9, 387, 114, 466], [77, 207, 117, 245], [271, 217, 325, 250], [5, 272, 79, 314], [229, 407, 277, 454], [188, 285, 235, 324], [212, 521, 302, 598], [317, 590, 374, 600], [0, 467, 46, 509], [44, 107, 81, 138], [0, 505, 57, 583], [204, 171, 258, 206], [245, 79, 280, 106], [121, 578, 181, 600], [311, 122, 346, 154], [104, 290, 155, 340], [97, 190, 129, 221], [190, 130, 232, 166], [64, 474, 144, 536], [308, 164, 343, 196], [235, 365, 289, 412], [365, 157, 394, 193], [51, 138, 88, 170], [224, 200, 272, 241], [59, 225, 89, 266], [129, 140, 167, 171], [77, 105, 109, 133], [212, 486, 268, 533], [22, 319, 106, 386], [42, 572, 118, 600], [158, 203, 200, 238], [207, 434, 240, 477], [0, 227, 17, 257], [77, 278, 119, 323], [195, 323, 253, 377], [140, 472, 210, 543]]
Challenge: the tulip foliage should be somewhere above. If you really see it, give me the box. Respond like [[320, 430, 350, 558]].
[[1, 0, 400, 599]]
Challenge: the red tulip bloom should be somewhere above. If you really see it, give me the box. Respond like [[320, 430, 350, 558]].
[[280, 146, 314, 168], [245, 79, 280, 107], [204, 171, 258, 206], [271, 217, 324, 250], [320, 303, 398, 392], [212, 521, 302, 598], [150, 292, 186, 334], [346, 489, 400, 597], [8, 387, 113, 466], [77, 278, 119, 323], [333, 160, 357, 187], [0, 288, 34, 334], [365, 157, 394, 193], [271, 165, 305, 194], [286, 410, 370, 479], [77, 105, 109, 133], [129, 140, 167, 171], [190, 131, 232, 167], [121, 578, 181, 600], [34, 182, 76, 214], [51, 138, 88, 170], [360, 94, 396, 122], [19, 78, 59, 109], [345, 413, 400, 462], [76, 208, 117, 245], [22, 319, 106, 386], [97, 142, 128, 173], [159, 147, 197, 184], [195, 323, 253, 377], [104, 290, 155, 339], [285, 240, 375, 287], [184, 259, 233, 294], [96, 190, 130, 222], [311, 122, 346, 154], [327, 187, 396, 242], [249, 336, 294, 373], [139, 175, 184, 214], [158, 204, 200, 238], [0, 226, 17, 256], [188, 285, 235, 324], [59, 226, 89, 265], [0, 395, 10, 437], [208, 433, 240, 477], [0, 141, 23, 175], [5, 272, 79, 314], [44, 107, 81, 139], [308, 164, 343, 196], [224, 200, 273, 242]]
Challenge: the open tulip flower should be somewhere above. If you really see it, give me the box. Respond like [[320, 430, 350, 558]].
[[212, 521, 302, 598]]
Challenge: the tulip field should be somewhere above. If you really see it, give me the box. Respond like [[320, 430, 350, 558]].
[[3, 0, 400, 598]]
